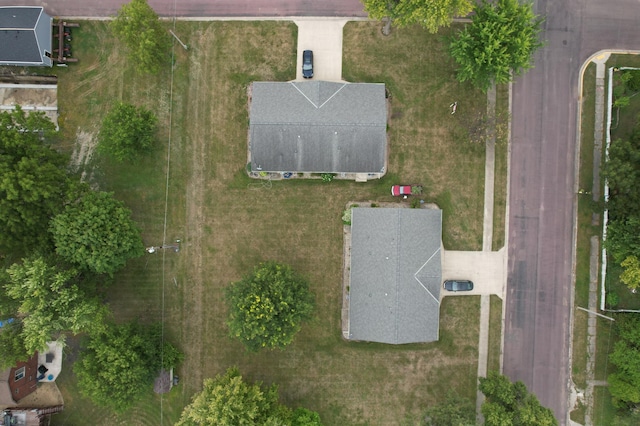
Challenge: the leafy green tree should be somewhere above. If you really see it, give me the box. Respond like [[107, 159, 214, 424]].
[[176, 367, 322, 426], [0, 108, 71, 254], [620, 255, 640, 290], [450, 0, 544, 91], [225, 261, 315, 351], [98, 102, 158, 162], [51, 190, 144, 275], [111, 0, 171, 74], [604, 134, 640, 220], [75, 321, 182, 412], [424, 391, 475, 425], [622, 69, 640, 92], [362, 0, 473, 34], [605, 216, 640, 264], [0, 320, 30, 370], [176, 367, 282, 425], [479, 371, 557, 426], [608, 314, 640, 408], [3, 257, 108, 354]]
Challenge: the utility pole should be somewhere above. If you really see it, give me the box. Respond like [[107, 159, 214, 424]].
[[576, 306, 615, 321]]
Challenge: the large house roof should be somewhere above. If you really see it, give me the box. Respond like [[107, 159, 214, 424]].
[[249, 81, 387, 174], [348, 208, 442, 344], [0, 6, 52, 67]]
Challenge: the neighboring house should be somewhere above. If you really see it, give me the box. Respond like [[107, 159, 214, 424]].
[[1, 406, 64, 426], [0, 354, 38, 408], [0, 6, 53, 67], [347, 207, 442, 344], [0, 343, 64, 425], [248, 81, 387, 178]]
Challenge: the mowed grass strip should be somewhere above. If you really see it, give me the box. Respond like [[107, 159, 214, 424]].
[[571, 63, 597, 399], [53, 21, 491, 425]]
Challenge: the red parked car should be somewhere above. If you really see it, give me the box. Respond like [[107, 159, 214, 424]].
[[391, 185, 412, 196]]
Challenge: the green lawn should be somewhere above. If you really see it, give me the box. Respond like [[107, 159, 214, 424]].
[[48, 20, 505, 425], [487, 295, 503, 373]]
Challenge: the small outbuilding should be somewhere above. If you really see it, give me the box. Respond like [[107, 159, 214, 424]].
[[347, 207, 442, 344], [0, 6, 53, 67], [248, 81, 387, 177]]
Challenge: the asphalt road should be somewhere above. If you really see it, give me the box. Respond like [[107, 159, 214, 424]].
[[504, 0, 640, 423], [3, 0, 367, 17]]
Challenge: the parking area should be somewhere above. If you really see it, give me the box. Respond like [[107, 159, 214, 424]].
[[294, 19, 347, 81], [441, 248, 506, 297]]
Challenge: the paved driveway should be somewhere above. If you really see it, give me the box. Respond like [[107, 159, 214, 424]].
[[442, 248, 506, 297], [294, 19, 347, 82]]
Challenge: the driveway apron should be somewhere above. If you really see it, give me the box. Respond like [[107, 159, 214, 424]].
[[294, 19, 347, 82]]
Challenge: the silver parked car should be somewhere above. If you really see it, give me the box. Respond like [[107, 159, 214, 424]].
[[443, 280, 474, 292]]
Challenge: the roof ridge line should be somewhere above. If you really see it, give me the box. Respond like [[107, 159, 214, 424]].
[[414, 247, 441, 304], [318, 83, 347, 109], [289, 81, 318, 108]]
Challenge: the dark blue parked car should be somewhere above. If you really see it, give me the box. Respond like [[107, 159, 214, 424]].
[[302, 50, 313, 78]]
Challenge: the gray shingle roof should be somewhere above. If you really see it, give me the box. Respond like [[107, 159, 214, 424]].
[[249, 81, 387, 173], [0, 7, 52, 67], [349, 208, 442, 344]]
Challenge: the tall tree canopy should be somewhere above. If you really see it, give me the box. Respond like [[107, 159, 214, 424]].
[[450, 0, 544, 91], [0, 108, 71, 254], [0, 320, 30, 370], [75, 321, 182, 412], [111, 0, 171, 74], [479, 371, 557, 426], [603, 118, 640, 289], [50, 190, 144, 275], [3, 257, 108, 355], [225, 262, 315, 351], [98, 102, 158, 162], [362, 0, 473, 33], [608, 314, 640, 408], [176, 367, 322, 426]]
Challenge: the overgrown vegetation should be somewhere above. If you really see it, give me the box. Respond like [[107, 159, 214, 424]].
[[0, 108, 70, 255], [607, 314, 640, 408], [75, 321, 182, 413], [603, 71, 640, 290]]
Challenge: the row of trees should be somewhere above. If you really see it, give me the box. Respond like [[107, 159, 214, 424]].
[[0, 105, 180, 412], [424, 371, 557, 425], [604, 71, 640, 290], [363, 0, 544, 92], [608, 314, 640, 409]]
